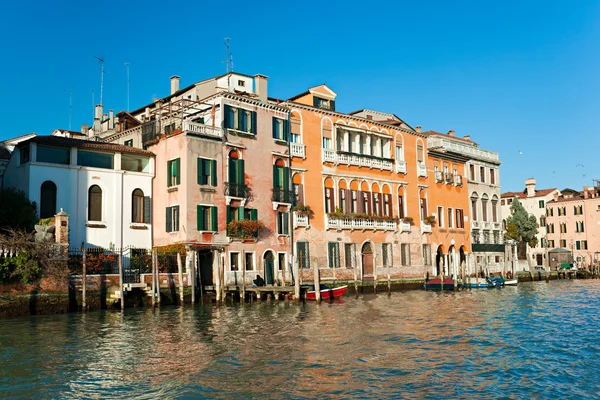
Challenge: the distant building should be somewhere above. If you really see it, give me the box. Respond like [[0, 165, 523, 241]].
[[501, 178, 560, 269], [3, 136, 155, 249]]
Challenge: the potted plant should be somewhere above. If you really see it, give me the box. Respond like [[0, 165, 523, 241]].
[[424, 215, 436, 226], [292, 204, 313, 217], [227, 220, 266, 240], [402, 216, 414, 226]]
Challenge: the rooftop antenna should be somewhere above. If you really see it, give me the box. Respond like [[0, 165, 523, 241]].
[[124, 62, 130, 111], [65, 90, 73, 130], [222, 38, 234, 92], [94, 56, 105, 105], [91, 89, 95, 119]]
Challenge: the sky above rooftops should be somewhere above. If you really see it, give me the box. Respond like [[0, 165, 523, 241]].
[[1, 0, 599, 192]]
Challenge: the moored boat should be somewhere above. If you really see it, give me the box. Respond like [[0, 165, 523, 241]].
[[486, 276, 505, 287], [503, 277, 518, 286], [462, 277, 493, 288], [425, 277, 455, 290], [305, 284, 348, 300]]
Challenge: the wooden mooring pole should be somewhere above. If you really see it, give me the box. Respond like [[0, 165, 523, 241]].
[[118, 249, 124, 311], [81, 244, 87, 311], [313, 261, 321, 302], [151, 248, 157, 307], [177, 253, 184, 304]]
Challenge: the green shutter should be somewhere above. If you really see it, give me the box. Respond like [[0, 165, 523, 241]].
[[211, 206, 218, 231], [283, 212, 289, 234], [272, 117, 278, 139], [229, 158, 237, 183], [313, 97, 320, 107], [238, 108, 244, 131], [167, 160, 172, 187], [144, 196, 151, 224], [197, 205, 204, 231], [283, 119, 289, 141], [283, 167, 290, 202], [226, 206, 233, 224], [166, 207, 172, 232], [251, 111, 257, 134], [250, 208, 257, 221], [211, 160, 217, 186], [238, 159, 245, 185], [238, 206, 245, 221], [330, 100, 335, 111], [197, 158, 204, 185], [174, 158, 180, 185], [273, 164, 279, 187], [224, 105, 231, 129]]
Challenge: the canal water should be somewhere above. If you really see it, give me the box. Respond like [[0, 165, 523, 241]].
[[1, 280, 599, 399]]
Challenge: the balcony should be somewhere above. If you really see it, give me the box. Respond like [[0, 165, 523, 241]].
[[427, 137, 500, 163], [421, 222, 432, 234], [435, 171, 443, 182], [417, 162, 427, 177], [472, 220, 481, 229], [454, 175, 463, 186], [395, 160, 407, 174], [445, 173, 454, 184], [399, 221, 412, 232], [290, 143, 306, 158], [493, 222, 501, 230], [484, 221, 493, 230], [326, 215, 397, 231], [224, 182, 249, 198], [182, 121, 223, 139], [272, 188, 293, 204], [293, 212, 309, 228], [321, 149, 393, 171]]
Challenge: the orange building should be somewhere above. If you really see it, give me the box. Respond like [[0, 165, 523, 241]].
[[284, 85, 451, 282]]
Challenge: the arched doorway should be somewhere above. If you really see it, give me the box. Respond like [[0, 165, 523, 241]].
[[361, 242, 374, 277], [435, 246, 444, 276], [40, 181, 57, 219], [448, 245, 456, 278], [264, 251, 275, 285]]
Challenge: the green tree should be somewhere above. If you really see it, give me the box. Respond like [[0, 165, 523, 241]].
[[0, 187, 37, 232], [505, 197, 539, 260]]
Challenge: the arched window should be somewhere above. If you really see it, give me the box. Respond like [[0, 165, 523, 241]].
[[88, 185, 102, 221], [40, 181, 57, 219], [132, 189, 144, 223]]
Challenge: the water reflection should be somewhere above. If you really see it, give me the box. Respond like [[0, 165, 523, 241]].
[[1, 281, 600, 398]]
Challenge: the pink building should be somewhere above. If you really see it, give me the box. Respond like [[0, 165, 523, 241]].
[[546, 184, 600, 269]]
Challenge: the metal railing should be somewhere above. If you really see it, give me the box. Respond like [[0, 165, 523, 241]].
[[445, 173, 454, 184], [272, 188, 293, 203], [224, 182, 249, 198]]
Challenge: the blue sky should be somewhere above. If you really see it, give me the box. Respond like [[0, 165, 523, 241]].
[[1, 0, 599, 192]]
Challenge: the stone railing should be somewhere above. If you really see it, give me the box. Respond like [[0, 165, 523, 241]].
[[326, 215, 396, 231], [399, 221, 412, 232], [395, 160, 406, 174], [290, 143, 306, 158], [445, 173, 454, 184], [182, 121, 223, 139], [493, 222, 501, 230], [322, 149, 393, 171], [435, 171, 443, 182], [427, 137, 500, 163], [293, 212, 309, 228], [454, 175, 463, 186], [472, 221, 481, 229], [484, 221, 493, 230], [421, 222, 432, 233], [417, 162, 427, 177]]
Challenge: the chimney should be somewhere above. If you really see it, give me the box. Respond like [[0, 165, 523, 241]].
[[254, 74, 268, 102], [81, 123, 88, 135], [464, 135, 471, 141], [145, 107, 150, 121], [366, 114, 373, 120], [525, 178, 536, 198], [170, 76, 180, 95], [448, 129, 455, 137], [554, 191, 559, 201], [584, 189, 589, 199], [94, 104, 103, 120], [109, 110, 114, 129], [415, 126, 422, 133]]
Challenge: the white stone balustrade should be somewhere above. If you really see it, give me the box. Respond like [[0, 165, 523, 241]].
[[290, 143, 306, 158], [326, 215, 397, 231], [421, 222, 432, 233], [321, 149, 393, 171], [395, 161, 407, 174], [293, 212, 309, 227], [182, 121, 223, 138], [417, 162, 427, 177]]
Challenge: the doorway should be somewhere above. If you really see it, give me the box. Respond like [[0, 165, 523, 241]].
[[362, 242, 374, 277], [264, 251, 275, 285], [435, 246, 444, 276]]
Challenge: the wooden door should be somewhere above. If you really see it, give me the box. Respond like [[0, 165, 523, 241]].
[[362, 243, 374, 276]]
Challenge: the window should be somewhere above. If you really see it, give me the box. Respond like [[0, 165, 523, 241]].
[[574, 205, 583, 215], [471, 198, 478, 220], [401, 243, 411, 266], [470, 165, 475, 181], [297, 242, 310, 269], [238, 80, 245, 87], [395, 144, 404, 161], [324, 188, 334, 213], [547, 207, 554, 217], [166, 205, 180, 232], [290, 117, 301, 144], [423, 244, 432, 266], [437, 206, 444, 228], [327, 242, 340, 268], [245, 252, 254, 271], [132, 189, 151, 224], [20, 145, 30, 164], [277, 211, 289, 235], [228, 152, 245, 187], [226, 206, 257, 225], [417, 144, 424, 163], [351, 190, 358, 214], [539, 215, 546, 227], [122, 155, 150, 172], [197, 205, 218, 231], [420, 197, 427, 221], [382, 243, 392, 268], [480, 166, 485, 183], [447, 207, 454, 228], [78, 150, 114, 169], [538, 200, 545, 209], [576, 241, 581, 250], [547, 223, 554, 234], [37, 145, 70, 165], [490, 169, 495, 185], [339, 189, 347, 212], [576, 221, 585, 233], [456, 209, 464, 229], [344, 243, 355, 269], [124, 139, 133, 147], [501, 200, 505, 206], [88, 185, 102, 221], [548, 240, 555, 248], [560, 223, 567, 233], [398, 194, 405, 218], [224, 105, 257, 134], [167, 158, 181, 187], [230, 252, 240, 271], [560, 239, 567, 248], [40, 181, 57, 219], [582, 240, 588, 250], [558, 207, 566, 216], [273, 160, 290, 202], [272, 117, 289, 141], [197, 158, 217, 186], [322, 137, 332, 149], [278, 253, 286, 271], [481, 199, 488, 221], [313, 96, 335, 111]]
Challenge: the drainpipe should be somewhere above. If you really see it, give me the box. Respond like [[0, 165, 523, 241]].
[[287, 109, 299, 299]]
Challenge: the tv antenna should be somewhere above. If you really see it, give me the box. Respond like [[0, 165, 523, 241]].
[[94, 56, 105, 105], [222, 37, 234, 73], [65, 90, 73, 130], [91, 89, 95, 119], [124, 62, 130, 111]]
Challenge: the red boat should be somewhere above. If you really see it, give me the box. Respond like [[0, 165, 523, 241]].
[[424, 277, 455, 290], [305, 284, 348, 300]]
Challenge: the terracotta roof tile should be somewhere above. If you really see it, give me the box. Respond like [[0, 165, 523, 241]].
[[501, 188, 558, 199], [547, 196, 585, 204], [20, 136, 154, 156], [422, 130, 478, 145]]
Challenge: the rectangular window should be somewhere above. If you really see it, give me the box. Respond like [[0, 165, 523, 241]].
[[344, 243, 355, 269], [492, 203, 498, 223], [167, 158, 181, 187], [398, 195, 405, 218], [401, 243, 411, 266], [470, 165, 475, 181], [547, 208, 554, 217], [324, 188, 334, 213], [166, 205, 180, 232], [197, 205, 218, 231], [245, 252, 254, 271], [582, 240, 588, 250], [272, 117, 288, 141], [395, 145, 404, 161], [322, 137, 332, 149], [560, 239, 567, 248], [490, 169, 495, 185], [576, 241, 581, 250], [230, 252, 240, 271], [37, 145, 70, 165], [224, 105, 256, 134], [124, 139, 133, 147], [549, 240, 555, 248], [297, 242, 310, 269], [78, 150, 114, 169], [198, 158, 217, 186], [456, 209, 464, 228], [480, 166, 485, 183], [382, 243, 392, 268], [447, 208, 454, 228], [122, 155, 150, 173], [278, 253, 286, 271], [539, 200, 545, 209], [471, 199, 477, 221], [20, 145, 30, 164], [417, 145, 424, 163], [437, 206, 444, 228], [560, 223, 567, 233], [277, 211, 289, 235], [327, 242, 340, 269], [423, 244, 432, 266]]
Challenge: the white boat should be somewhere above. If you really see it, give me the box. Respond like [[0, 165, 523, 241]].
[[503, 278, 518, 286]]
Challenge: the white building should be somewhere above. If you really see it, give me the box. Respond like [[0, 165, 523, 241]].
[[501, 178, 560, 269], [3, 136, 155, 249]]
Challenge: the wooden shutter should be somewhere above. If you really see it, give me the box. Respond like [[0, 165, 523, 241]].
[[238, 206, 245, 221], [166, 207, 172, 232], [298, 184, 304, 205], [197, 158, 204, 185], [211, 206, 218, 231], [283, 212, 289, 234], [174, 158, 180, 185], [237, 108, 245, 131], [273, 165, 279, 188], [210, 159, 217, 186], [226, 206, 233, 224], [251, 111, 257, 134], [144, 196, 151, 224], [250, 208, 258, 221], [238, 159, 245, 185], [330, 100, 335, 111], [283, 119, 289, 141], [313, 97, 320, 107], [357, 191, 364, 214], [229, 158, 237, 183], [345, 189, 352, 213], [328, 188, 335, 213], [197, 205, 204, 231]]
